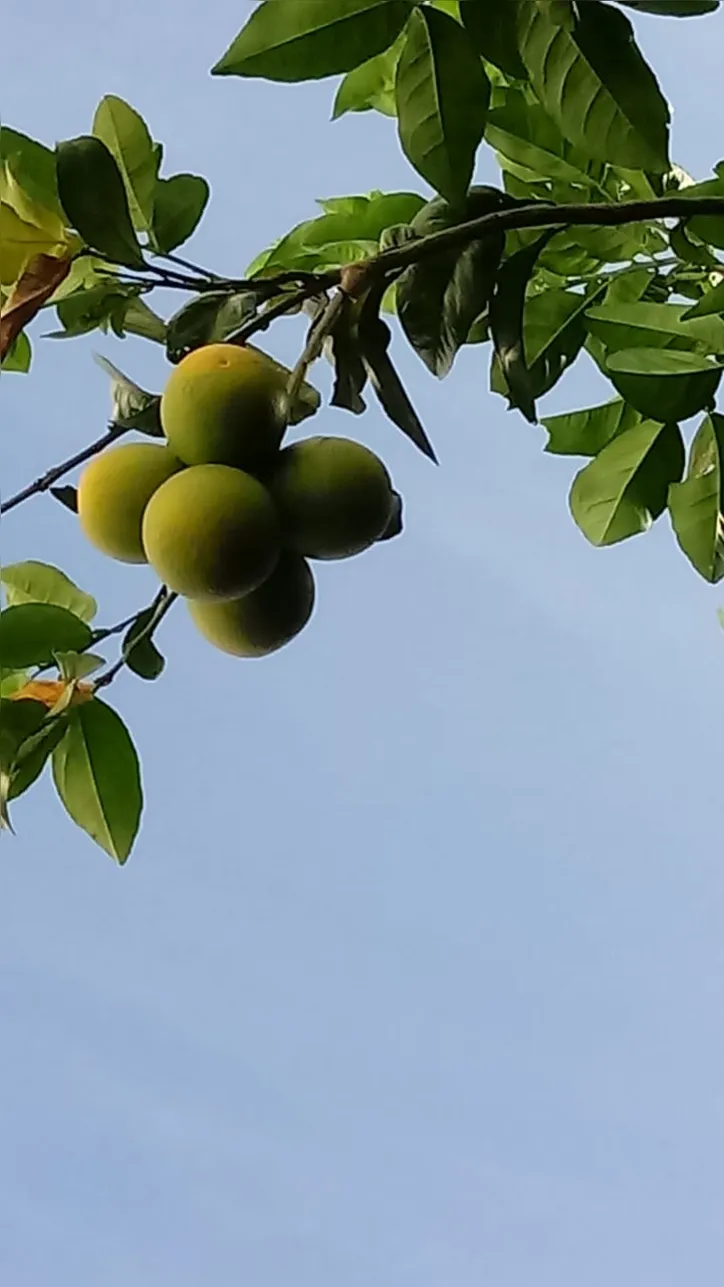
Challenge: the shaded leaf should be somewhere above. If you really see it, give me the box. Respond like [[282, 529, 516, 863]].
[[488, 229, 559, 422], [150, 175, 210, 253], [605, 348, 723, 423], [52, 698, 143, 863], [459, 0, 527, 78], [56, 136, 145, 268], [542, 397, 642, 456], [212, 0, 414, 81], [396, 187, 509, 377], [396, 5, 490, 206], [0, 604, 92, 669], [682, 279, 724, 320], [329, 297, 368, 413], [165, 291, 259, 362], [122, 610, 166, 682], [485, 90, 603, 190], [0, 252, 71, 361], [570, 419, 684, 546], [358, 305, 437, 460], [48, 279, 146, 340], [668, 412, 724, 582], [492, 284, 602, 409], [1, 562, 97, 622], [516, 1, 670, 172], [93, 354, 163, 436], [613, 0, 718, 13], [92, 95, 157, 232], [0, 698, 48, 828], [50, 486, 78, 513], [377, 490, 404, 541]]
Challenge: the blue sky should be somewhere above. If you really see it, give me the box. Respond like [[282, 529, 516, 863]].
[[3, 4, 724, 1284]]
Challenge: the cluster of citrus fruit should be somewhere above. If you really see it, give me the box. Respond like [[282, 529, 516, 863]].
[[77, 343, 400, 658]]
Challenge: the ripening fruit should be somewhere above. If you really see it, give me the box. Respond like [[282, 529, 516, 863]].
[[77, 443, 184, 564], [160, 342, 289, 473], [188, 551, 315, 658], [268, 436, 395, 560], [142, 464, 281, 600]]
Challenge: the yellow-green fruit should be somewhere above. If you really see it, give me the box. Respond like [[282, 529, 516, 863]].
[[160, 342, 289, 472], [188, 551, 315, 658], [142, 464, 281, 600], [77, 443, 184, 564], [268, 436, 395, 560]]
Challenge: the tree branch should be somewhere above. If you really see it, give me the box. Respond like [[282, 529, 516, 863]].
[[0, 423, 130, 515], [94, 587, 177, 689]]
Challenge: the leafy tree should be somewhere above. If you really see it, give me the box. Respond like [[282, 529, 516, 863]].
[[2, 0, 724, 861]]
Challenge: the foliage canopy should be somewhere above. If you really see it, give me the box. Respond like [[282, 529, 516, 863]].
[[2, 0, 724, 861]]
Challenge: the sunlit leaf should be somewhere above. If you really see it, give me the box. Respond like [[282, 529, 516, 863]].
[[570, 419, 684, 546], [542, 397, 642, 456], [1, 561, 97, 622], [668, 412, 724, 582], [52, 698, 143, 863], [92, 95, 157, 232]]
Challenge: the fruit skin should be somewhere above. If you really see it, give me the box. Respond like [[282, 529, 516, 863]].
[[268, 436, 395, 560], [142, 464, 281, 601], [78, 443, 184, 564], [188, 551, 315, 658], [160, 342, 289, 472]]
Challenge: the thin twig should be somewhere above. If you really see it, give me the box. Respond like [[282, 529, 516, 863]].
[[94, 588, 177, 689], [225, 285, 316, 347], [155, 251, 223, 280], [0, 423, 129, 514]]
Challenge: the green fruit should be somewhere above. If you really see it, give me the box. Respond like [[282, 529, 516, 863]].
[[77, 443, 184, 564], [269, 436, 395, 560], [160, 342, 289, 472], [188, 551, 315, 658], [142, 464, 281, 600]]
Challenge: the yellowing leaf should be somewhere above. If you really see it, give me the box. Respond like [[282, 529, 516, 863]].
[[0, 252, 72, 361]]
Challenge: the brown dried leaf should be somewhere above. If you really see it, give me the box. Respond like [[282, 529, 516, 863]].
[[0, 252, 71, 361]]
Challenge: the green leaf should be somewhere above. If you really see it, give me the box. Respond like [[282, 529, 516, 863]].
[[682, 278, 724, 321], [396, 187, 508, 377], [52, 698, 143, 863], [150, 175, 210, 253], [516, 0, 670, 172], [668, 413, 724, 583], [0, 604, 92, 669], [50, 486, 78, 514], [92, 95, 157, 232], [113, 295, 167, 344], [0, 127, 62, 217], [54, 652, 105, 682], [357, 302, 437, 460], [93, 355, 163, 436], [570, 419, 684, 546], [250, 192, 425, 277], [56, 136, 145, 269], [459, 0, 527, 78], [0, 698, 48, 828], [493, 284, 603, 409], [395, 5, 490, 206], [8, 711, 70, 803], [122, 610, 166, 682], [1, 331, 31, 372], [584, 301, 724, 356], [1, 562, 97, 622], [327, 297, 368, 414], [605, 348, 723, 423], [542, 397, 642, 456], [212, 0, 414, 81], [165, 291, 260, 363], [488, 230, 560, 422], [333, 34, 403, 118], [48, 280, 147, 340], [485, 90, 603, 190]]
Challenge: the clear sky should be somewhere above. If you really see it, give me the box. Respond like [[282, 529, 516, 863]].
[[2, 4, 724, 1285]]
